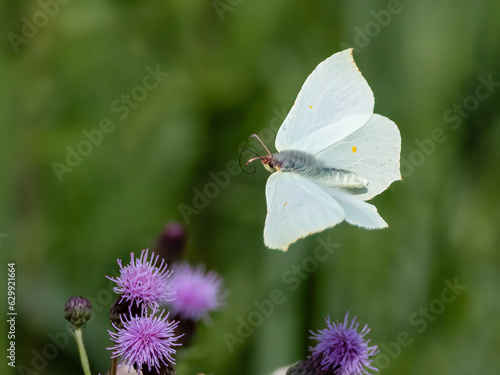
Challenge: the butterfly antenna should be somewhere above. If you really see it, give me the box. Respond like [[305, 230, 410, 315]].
[[250, 134, 272, 156], [239, 148, 261, 174]]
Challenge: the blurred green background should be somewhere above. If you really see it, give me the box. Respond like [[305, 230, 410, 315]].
[[2, 0, 500, 374]]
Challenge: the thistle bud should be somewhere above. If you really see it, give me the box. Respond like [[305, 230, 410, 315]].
[[64, 297, 92, 327], [109, 297, 142, 329], [285, 356, 324, 375], [172, 315, 196, 347], [155, 222, 187, 263], [142, 365, 176, 375]]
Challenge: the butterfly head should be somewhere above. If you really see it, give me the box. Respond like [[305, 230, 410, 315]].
[[261, 155, 280, 172], [239, 150, 279, 174], [239, 134, 281, 174]]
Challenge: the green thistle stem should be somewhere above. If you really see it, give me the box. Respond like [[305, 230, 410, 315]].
[[73, 327, 91, 375]]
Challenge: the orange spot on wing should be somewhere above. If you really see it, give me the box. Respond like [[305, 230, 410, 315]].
[[283, 202, 288, 207], [352, 146, 357, 153], [309, 105, 313, 109]]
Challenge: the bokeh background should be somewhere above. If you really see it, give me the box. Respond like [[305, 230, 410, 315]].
[[2, 0, 500, 374]]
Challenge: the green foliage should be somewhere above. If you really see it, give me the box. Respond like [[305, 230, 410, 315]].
[[1, 0, 500, 374]]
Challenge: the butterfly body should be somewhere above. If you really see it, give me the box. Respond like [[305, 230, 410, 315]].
[[265, 150, 368, 189]]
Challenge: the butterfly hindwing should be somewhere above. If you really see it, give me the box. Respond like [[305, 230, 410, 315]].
[[314, 184, 388, 229], [314, 114, 401, 201]]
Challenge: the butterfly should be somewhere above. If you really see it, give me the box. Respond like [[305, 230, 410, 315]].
[[245, 49, 401, 251]]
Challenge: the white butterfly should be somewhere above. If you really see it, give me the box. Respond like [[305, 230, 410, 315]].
[[246, 49, 401, 251]]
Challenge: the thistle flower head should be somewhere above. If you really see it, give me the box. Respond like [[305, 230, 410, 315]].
[[309, 313, 378, 375], [108, 310, 181, 374], [168, 263, 224, 321], [107, 249, 173, 313]]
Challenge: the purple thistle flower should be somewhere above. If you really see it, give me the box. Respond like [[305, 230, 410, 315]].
[[107, 249, 173, 313], [168, 263, 224, 321], [309, 313, 379, 375], [108, 310, 181, 374]]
